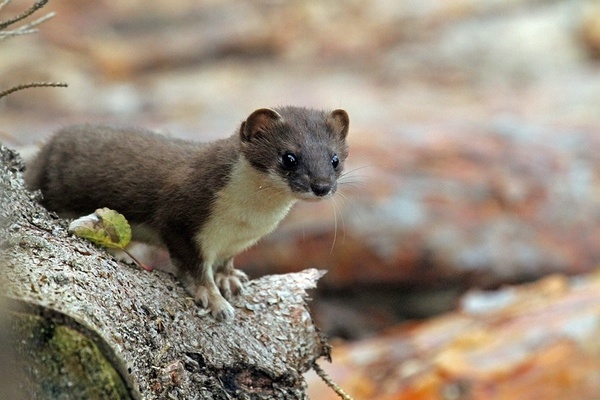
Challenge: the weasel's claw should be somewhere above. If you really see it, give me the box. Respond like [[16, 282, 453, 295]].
[[234, 269, 249, 283], [193, 285, 235, 321], [194, 286, 210, 309], [211, 299, 235, 321], [215, 269, 247, 300]]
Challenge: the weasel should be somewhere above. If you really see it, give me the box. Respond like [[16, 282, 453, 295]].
[[24, 106, 350, 320]]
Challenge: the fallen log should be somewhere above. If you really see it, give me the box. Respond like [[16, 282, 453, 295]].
[[306, 273, 600, 399], [0, 144, 330, 399]]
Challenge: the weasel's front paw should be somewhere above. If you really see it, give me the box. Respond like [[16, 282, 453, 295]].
[[194, 286, 235, 321], [215, 269, 248, 300]]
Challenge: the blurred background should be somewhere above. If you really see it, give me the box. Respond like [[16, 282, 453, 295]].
[[3, 0, 600, 397]]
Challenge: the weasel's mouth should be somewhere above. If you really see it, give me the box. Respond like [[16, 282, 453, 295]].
[[295, 193, 326, 202], [284, 176, 336, 201], [293, 186, 335, 201]]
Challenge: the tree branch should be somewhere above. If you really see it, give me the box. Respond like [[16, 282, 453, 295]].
[[0, 82, 67, 99], [0, 0, 48, 30], [0, 10, 55, 40]]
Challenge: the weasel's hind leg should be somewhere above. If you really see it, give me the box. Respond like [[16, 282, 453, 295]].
[[215, 258, 248, 301]]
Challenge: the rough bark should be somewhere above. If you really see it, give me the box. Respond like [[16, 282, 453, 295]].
[[0, 144, 330, 399]]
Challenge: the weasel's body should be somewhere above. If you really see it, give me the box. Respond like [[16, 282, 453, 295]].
[[25, 107, 349, 320]]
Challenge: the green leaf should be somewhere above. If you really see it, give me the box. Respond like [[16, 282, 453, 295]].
[[68, 208, 132, 250]]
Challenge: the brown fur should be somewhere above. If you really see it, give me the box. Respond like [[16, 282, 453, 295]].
[[25, 106, 350, 320]]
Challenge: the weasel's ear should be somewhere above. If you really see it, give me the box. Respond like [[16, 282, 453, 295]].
[[328, 109, 349, 140], [240, 108, 283, 142]]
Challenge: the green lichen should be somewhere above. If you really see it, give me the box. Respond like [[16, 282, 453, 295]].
[[11, 312, 131, 400]]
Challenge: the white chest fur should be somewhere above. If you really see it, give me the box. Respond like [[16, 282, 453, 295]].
[[195, 158, 297, 263]]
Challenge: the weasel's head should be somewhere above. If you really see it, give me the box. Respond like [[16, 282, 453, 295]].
[[239, 106, 349, 201]]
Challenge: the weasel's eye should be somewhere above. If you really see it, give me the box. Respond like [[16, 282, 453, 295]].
[[331, 154, 340, 169], [282, 152, 298, 169]]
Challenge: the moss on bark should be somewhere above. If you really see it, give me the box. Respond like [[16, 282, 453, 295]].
[[12, 311, 131, 400]]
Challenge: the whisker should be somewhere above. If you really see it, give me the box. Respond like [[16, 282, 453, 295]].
[[338, 165, 370, 194], [339, 177, 367, 185], [337, 182, 362, 197], [335, 191, 348, 207], [330, 198, 337, 254], [340, 165, 372, 176], [337, 181, 361, 189], [333, 195, 346, 246], [336, 187, 366, 228], [338, 174, 364, 180], [338, 177, 363, 184]]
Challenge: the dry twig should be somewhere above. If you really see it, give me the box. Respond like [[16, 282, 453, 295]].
[[0, 0, 48, 30], [0, 82, 67, 100], [0, 10, 55, 40], [313, 362, 356, 400], [0, 0, 67, 99]]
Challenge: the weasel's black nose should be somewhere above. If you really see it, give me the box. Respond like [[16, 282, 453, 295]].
[[311, 183, 332, 197]]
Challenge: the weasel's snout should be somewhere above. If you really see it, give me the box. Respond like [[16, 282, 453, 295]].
[[311, 182, 333, 197]]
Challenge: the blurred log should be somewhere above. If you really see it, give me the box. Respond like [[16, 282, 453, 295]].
[[581, 3, 600, 59], [243, 121, 600, 290], [306, 273, 600, 399], [0, 144, 329, 399]]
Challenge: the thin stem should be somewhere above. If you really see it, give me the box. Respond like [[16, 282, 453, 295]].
[[0, 81, 67, 99], [313, 362, 355, 400], [122, 248, 154, 272], [0, 0, 48, 30], [0, 10, 55, 41], [0, 28, 38, 38]]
